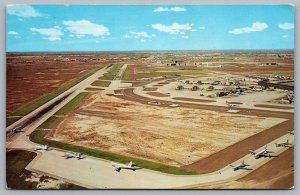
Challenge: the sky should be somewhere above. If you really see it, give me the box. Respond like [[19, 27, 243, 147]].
[[6, 5, 294, 52]]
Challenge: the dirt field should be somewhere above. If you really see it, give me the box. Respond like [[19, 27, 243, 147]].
[[146, 92, 170, 97], [143, 88, 158, 91], [47, 92, 285, 167], [254, 104, 294, 110], [173, 97, 216, 103], [6, 53, 106, 114], [190, 147, 294, 189]]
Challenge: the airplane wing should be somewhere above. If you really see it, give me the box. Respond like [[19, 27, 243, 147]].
[[114, 166, 122, 172]]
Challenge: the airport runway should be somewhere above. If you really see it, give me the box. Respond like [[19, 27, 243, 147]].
[[6, 65, 294, 188]]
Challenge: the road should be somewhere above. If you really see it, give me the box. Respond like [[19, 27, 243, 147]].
[[6, 64, 294, 189]]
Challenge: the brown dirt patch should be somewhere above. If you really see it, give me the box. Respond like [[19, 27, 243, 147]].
[[254, 104, 294, 110], [146, 92, 170, 97], [153, 84, 164, 86], [143, 88, 158, 91], [226, 101, 243, 104], [173, 97, 216, 103]]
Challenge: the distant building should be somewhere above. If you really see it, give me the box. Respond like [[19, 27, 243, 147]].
[[256, 62, 278, 66], [167, 60, 186, 66]]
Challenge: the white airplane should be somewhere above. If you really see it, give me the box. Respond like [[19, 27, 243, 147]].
[[64, 151, 85, 160], [275, 139, 292, 148], [288, 130, 294, 135], [10, 127, 24, 134], [112, 161, 141, 172], [225, 101, 239, 108], [249, 145, 275, 159], [230, 160, 251, 171], [33, 144, 49, 151]]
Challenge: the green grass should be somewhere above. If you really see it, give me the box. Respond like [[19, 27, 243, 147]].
[[37, 92, 89, 129], [6, 150, 85, 189], [55, 92, 89, 115], [122, 65, 130, 81], [85, 87, 105, 91], [91, 80, 111, 87], [7, 64, 106, 127], [30, 130, 199, 175], [38, 116, 61, 129], [99, 64, 123, 80]]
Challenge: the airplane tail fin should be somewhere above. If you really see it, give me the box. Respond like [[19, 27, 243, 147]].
[[128, 161, 133, 168]]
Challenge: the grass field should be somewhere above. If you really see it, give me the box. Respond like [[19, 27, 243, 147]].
[[91, 80, 111, 87], [121, 65, 130, 81], [55, 92, 89, 115], [7, 64, 106, 127], [37, 92, 89, 129], [99, 64, 122, 80], [30, 130, 198, 175], [85, 87, 105, 91]]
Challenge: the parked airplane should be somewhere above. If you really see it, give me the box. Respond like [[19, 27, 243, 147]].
[[249, 146, 275, 159], [64, 151, 85, 160], [33, 144, 49, 151], [112, 161, 141, 172], [275, 139, 292, 147], [230, 160, 251, 171], [10, 127, 24, 134], [288, 130, 294, 135], [225, 101, 239, 108]]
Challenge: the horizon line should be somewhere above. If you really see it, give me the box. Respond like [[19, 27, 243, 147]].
[[6, 49, 294, 53]]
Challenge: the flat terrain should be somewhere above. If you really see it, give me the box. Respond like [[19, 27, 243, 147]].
[[6, 53, 105, 114], [6, 51, 294, 189], [47, 92, 284, 167]]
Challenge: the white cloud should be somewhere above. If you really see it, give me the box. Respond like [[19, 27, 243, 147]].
[[198, 26, 205, 30], [154, 7, 186, 12], [278, 23, 294, 30], [31, 26, 63, 41], [124, 32, 155, 40], [63, 20, 110, 37], [282, 35, 289, 38], [7, 5, 42, 18], [8, 31, 19, 35], [181, 35, 189, 39], [129, 31, 155, 39], [152, 22, 194, 35], [228, 22, 268, 34]]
